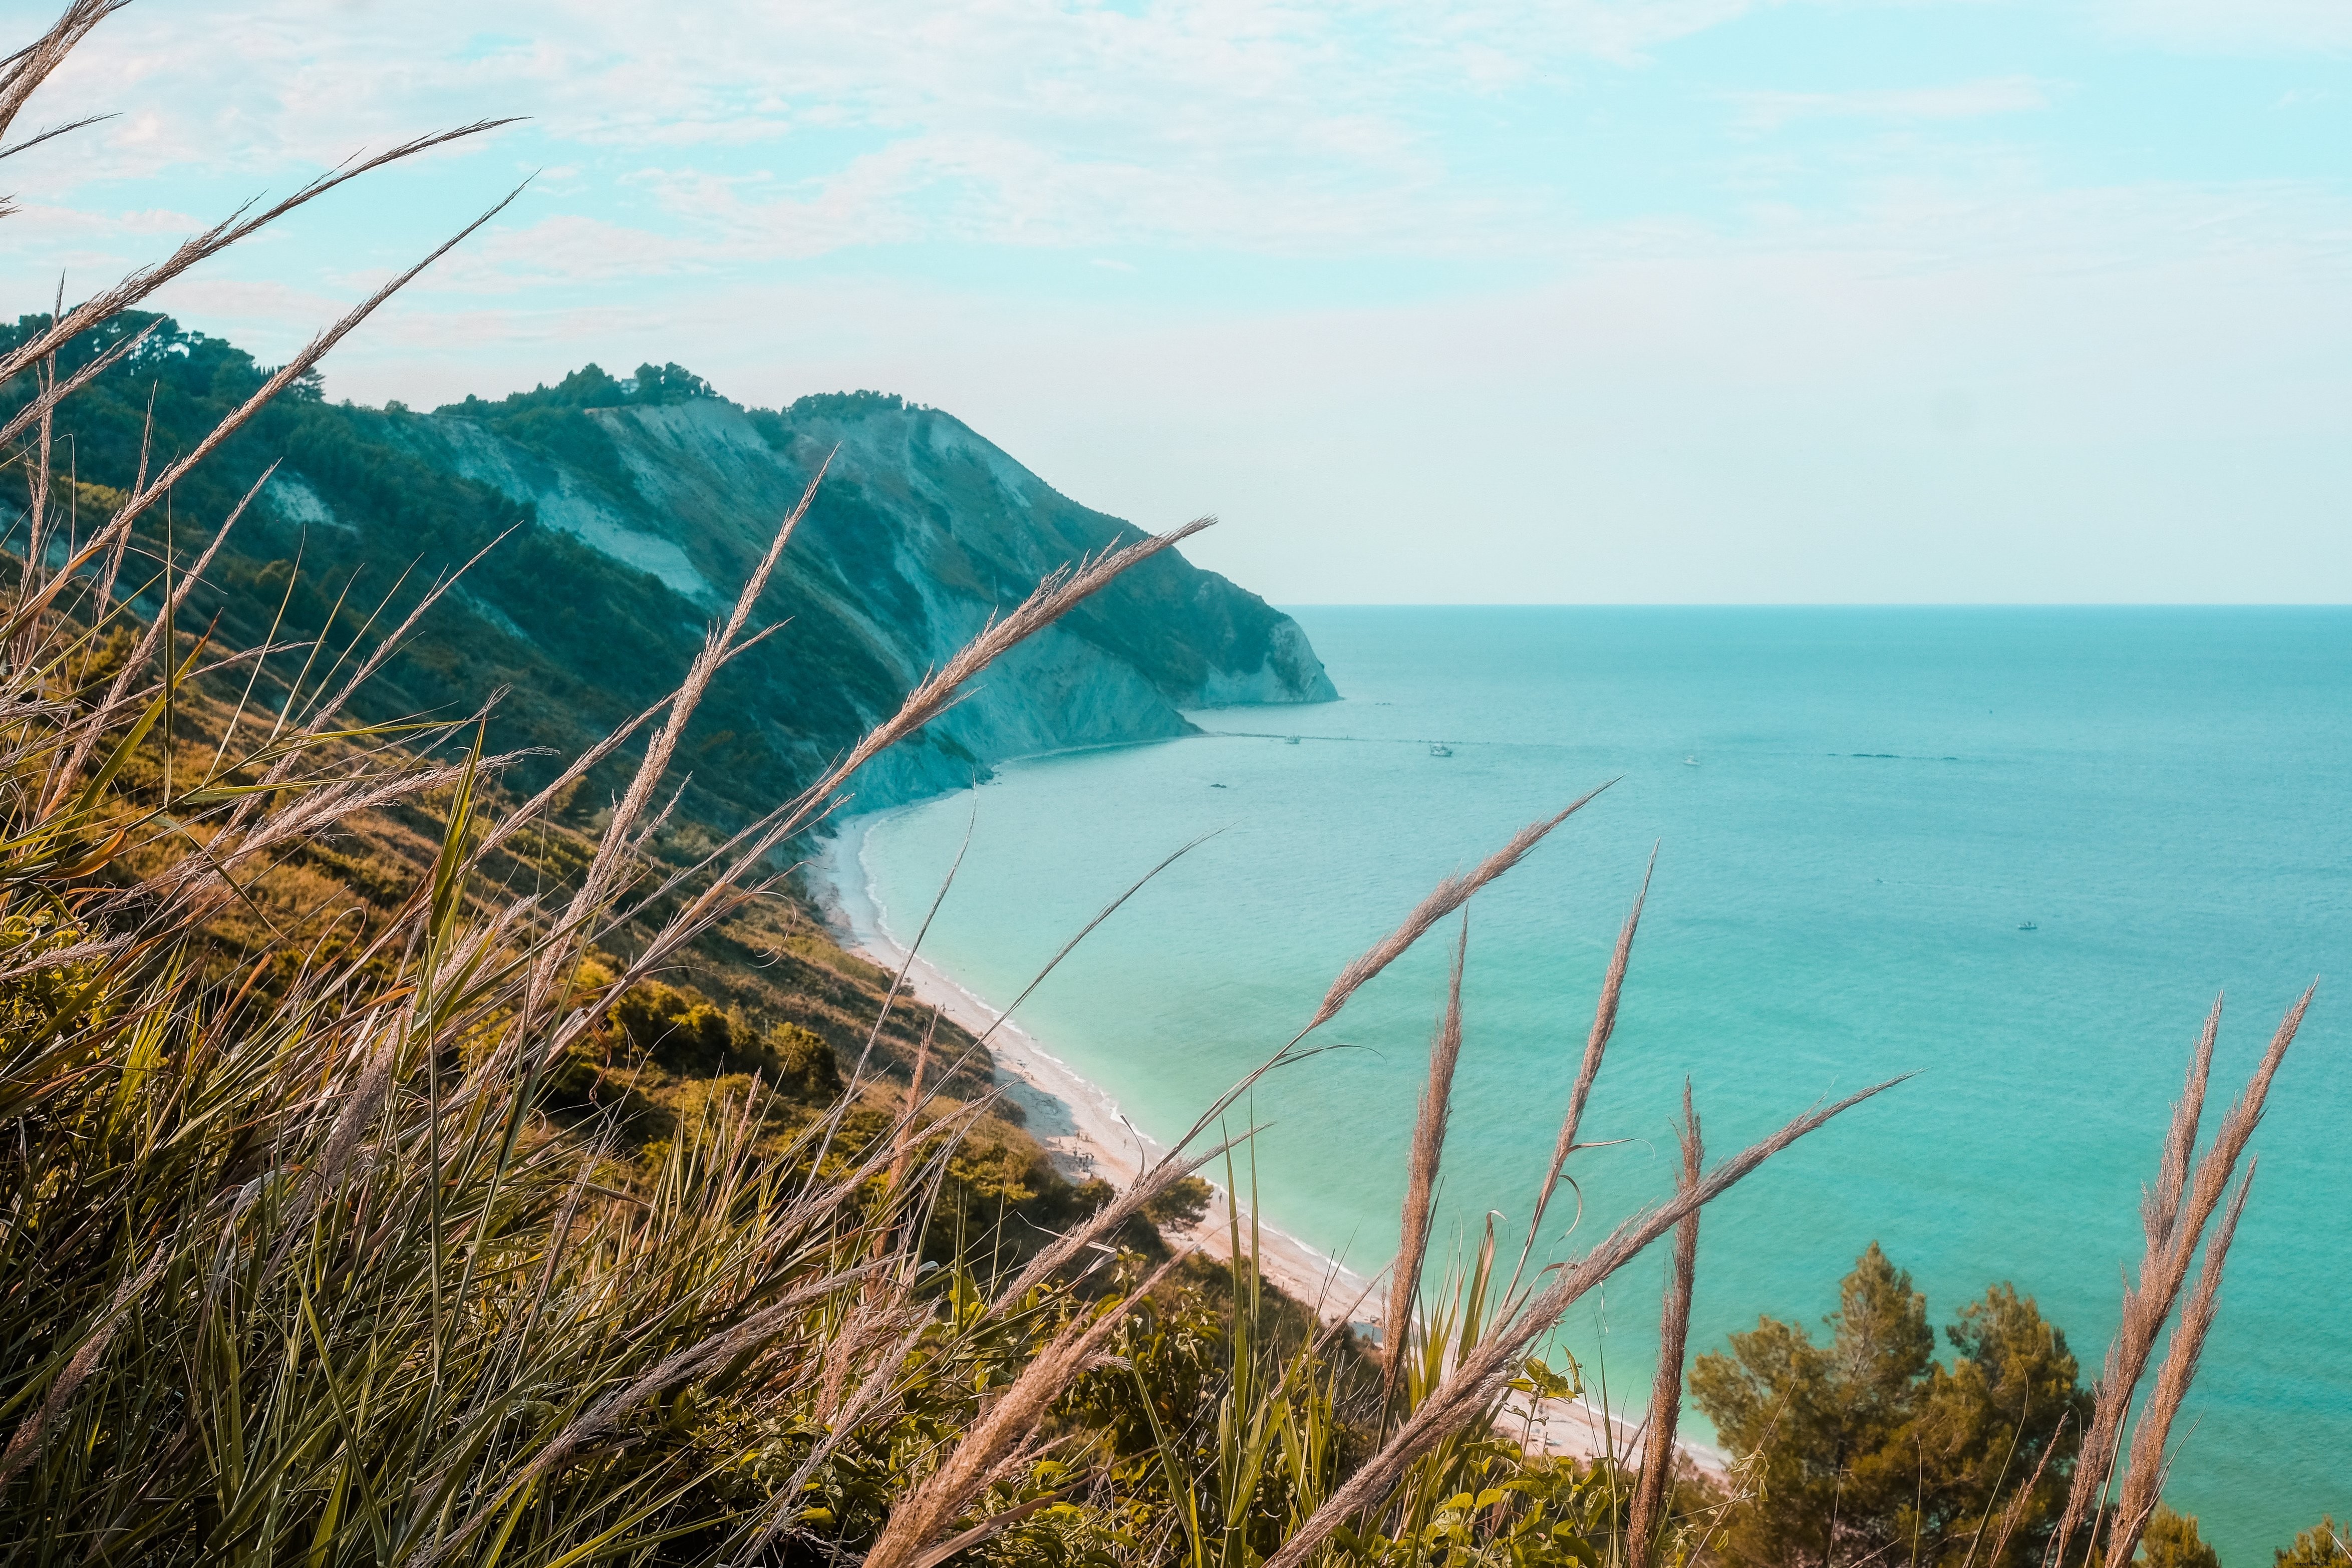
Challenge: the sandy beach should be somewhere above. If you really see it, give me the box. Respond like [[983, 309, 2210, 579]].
[[808, 811, 1725, 1477], [812, 813, 1378, 1320]]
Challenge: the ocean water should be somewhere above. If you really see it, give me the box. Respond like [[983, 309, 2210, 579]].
[[843, 607, 2351, 1559]]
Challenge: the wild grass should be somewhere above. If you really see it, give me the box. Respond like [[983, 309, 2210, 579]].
[[0, 6, 2332, 1565]]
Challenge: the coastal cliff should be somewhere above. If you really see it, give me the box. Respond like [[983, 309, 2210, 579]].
[[16, 321, 1335, 819], [392, 381, 1336, 809]]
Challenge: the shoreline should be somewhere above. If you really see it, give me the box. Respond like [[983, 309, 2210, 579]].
[[810, 810, 1378, 1324], [806, 806, 1725, 1479]]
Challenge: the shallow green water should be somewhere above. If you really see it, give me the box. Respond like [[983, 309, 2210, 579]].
[[845, 607, 2350, 1558]]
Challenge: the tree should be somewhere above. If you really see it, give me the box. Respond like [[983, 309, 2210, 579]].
[[2141, 1506, 2221, 1568], [1689, 1243, 2088, 1568], [1691, 1242, 1932, 1566], [2279, 1518, 2352, 1568], [1894, 1282, 2091, 1556]]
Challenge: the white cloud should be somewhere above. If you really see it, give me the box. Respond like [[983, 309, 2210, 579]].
[[1730, 76, 2054, 133], [423, 214, 722, 291], [6, 0, 1757, 261], [2100, 0, 2352, 55]]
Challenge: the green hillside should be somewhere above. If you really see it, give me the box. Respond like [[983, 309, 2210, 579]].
[[2, 311, 1334, 824]]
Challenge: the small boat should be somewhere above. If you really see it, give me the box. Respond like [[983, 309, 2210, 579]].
[[1682, 756, 1700, 767], [1284, 735, 1301, 745], [2017, 921, 2038, 931], [1429, 743, 1453, 758]]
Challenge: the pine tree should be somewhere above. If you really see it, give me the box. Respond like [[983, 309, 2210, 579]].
[[1690, 1243, 2088, 1567]]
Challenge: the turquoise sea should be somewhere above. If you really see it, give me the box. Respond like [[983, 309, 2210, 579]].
[[844, 607, 2350, 1559]]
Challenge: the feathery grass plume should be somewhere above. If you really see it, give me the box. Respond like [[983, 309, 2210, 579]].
[[2147, 997, 2221, 1255], [0, 1231, 172, 1489], [1979, 1407, 2071, 1568], [1124, 784, 1617, 1280], [539, 518, 1219, 1067], [737, 1314, 936, 1557], [1304, 784, 1612, 1039], [0, 313, 154, 451], [854, 1004, 942, 1293], [1265, 1076, 1901, 1568], [1516, 844, 1655, 1287], [1384, 913, 1469, 1404], [0, 1, 122, 143], [2057, 987, 2313, 1561], [1627, 1081, 1702, 1568], [861, 1257, 1184, 1568], [0, 109, 116, 168], [0, 111, 518, 390], [2109, 1163, 2255, 1565], [540, 463, 828, 930], [6, 178, 528, 645], [879, 1010, 938, 1225]]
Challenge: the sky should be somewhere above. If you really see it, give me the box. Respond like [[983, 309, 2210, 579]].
[[5, 0, 2349, 603]]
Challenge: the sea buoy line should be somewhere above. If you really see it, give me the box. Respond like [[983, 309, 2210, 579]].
[[1199, 729, 1976, 763]]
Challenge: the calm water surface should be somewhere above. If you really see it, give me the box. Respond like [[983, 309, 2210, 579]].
[[849, 607, 2351, 1558]]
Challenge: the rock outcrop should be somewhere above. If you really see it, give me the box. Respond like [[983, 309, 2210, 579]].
[[384, 384, 1336, 812]]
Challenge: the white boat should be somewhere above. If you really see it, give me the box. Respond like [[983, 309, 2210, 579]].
[[1429, 743, 1453, 757], [1683, 756, 1700, 766]]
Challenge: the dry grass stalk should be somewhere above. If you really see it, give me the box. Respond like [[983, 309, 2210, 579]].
[[1983, 1408, 2070, 1568], [2109, 1164, 2254, 1564], [1303, 784, 1612, 1038], [552, 518, 1218, 1061], [1384, 914, 1469, 1402], [2056, 988, 2312, 1560], [1136, 787, 1618, 1269], [521, 463, 830, 1016], [990, 1132, 1243, 1312], [742, 1316, 938, 1555], [864, 1007, 941, 1268], [861, 1258, 1182, 1568], [1518, 844, 1655, 1280], [0, 0, 121, 144], [1265, 1077, 1901, 1568], [0, 109, 517, 393], [884, 1014, 937, 1201], [8, 177, 527, 648], [43, 463, 280, 800], [1627, 1082, 1702, 1568], [2145, 997, 2220, 1256], [0, 315, 157, 450]]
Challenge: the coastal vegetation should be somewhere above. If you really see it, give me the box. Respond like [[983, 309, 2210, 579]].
[[1, 4, 2340, 1564]]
